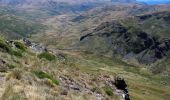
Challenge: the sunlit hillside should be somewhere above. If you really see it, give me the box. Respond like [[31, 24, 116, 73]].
[[0, 0, 170, 100]]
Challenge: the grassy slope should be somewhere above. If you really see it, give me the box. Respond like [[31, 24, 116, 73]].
[[0, 37, 170, 99], [0, 3, 169, 100], [67, 51, 170, 100], [121, 12, 170, 39], [0, 5, 45, 39], [32, 4, 170, 50], [0, 14, 44, 39]]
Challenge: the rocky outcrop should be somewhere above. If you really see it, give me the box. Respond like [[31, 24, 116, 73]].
[[80, 20, 170, 64], [136, 11, 170, 21], [22, 38, 47, 53], [114, 77, 130, 100]]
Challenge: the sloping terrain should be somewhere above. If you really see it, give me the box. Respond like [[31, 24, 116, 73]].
[[29, 3, 170, 78], [0, 37, 170, 100], [0, 0, 170, 100], [79, 10, 170, 75], [32, 4, 170, 49], [0, 0, 112, 18], [0, 14, 44, 39], [32, 3, 170, 75]]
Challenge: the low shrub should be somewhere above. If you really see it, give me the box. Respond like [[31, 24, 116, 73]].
[[14, 41, 26, 51], [104, 86, 113, 96], [51, 78, 59, 85], [0, 38, 11, 52], [38, 52, 55, 61], [34, 71, 52, 79], [12, 50, 23, 57], [8, 64, 16, 69], [34, 71, 59, 85]]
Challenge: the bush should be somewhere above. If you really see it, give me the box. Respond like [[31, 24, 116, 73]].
[[11, 50, 23, 57], [104, 86, 113, 96], [8, 64, 16, 69], [0, 38, 11, 52], [51, 78, 60, 85], [14, 41, 26, 51], [34, 71, 59, 85], [34, 71, 52, 79], [105, 89, 113, 96], [38, 52, 55, 61]]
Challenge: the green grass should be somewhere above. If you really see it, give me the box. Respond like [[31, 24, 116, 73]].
[[0, 13, 45, 39], [14, 41, 26, 51], [34, 71, 59, 85], [0, 37, 170, 100], [38, 52, 56, 61], [0, 38, 26, 58], [104, 86, 113, 96], [11, 49, 23, 57], [0, 39, 26, 57], [8, 64, 16, 69], [0, 37, 11, 52], [64, 52, 170, 99]]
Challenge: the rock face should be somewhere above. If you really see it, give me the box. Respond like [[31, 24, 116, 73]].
[[114, 77, 130, 100], [23, 38, 47, 53], [80, 11, 170, 64]]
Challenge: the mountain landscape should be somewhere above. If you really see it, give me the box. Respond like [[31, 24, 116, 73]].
[[0, 0, 170, 100]]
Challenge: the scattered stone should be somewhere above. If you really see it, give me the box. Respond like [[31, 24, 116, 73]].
[[70, 85, 80, 91], [61, 90, 68, 95], [0, 59, 7, 72], [23, 38, 32, 46], [0, 59, 6, 64]]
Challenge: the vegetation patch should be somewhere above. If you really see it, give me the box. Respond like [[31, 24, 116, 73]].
[[7, 69, 22, 80], [0, 14, 44, 39], [38, 52, 56, 61], [8, 64, 16, 69], [91, 87, 102, 93], [1, 85, 27, 100], [11, 49, 23, 57], [103, 86, 113, 96], [0, 37, 11, 52], [14, 41, 26, 51], [34, 71, 59, 85]]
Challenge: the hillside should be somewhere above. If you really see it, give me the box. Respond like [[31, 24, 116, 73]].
[[32, 4, 170, 48], [0, 14, 44, 39], [0, 0, 112, 17], [30, 4, 170, 76], [0, 0, 138, 5], [0, 37, 170, 100], [79, 10, 170, 74], [0, 0, 170, 100]]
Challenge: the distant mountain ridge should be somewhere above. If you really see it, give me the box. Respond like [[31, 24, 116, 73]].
[[0, 0, 110, 5], [0, 0, 140, 5], [111, 0, 136, 3]]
